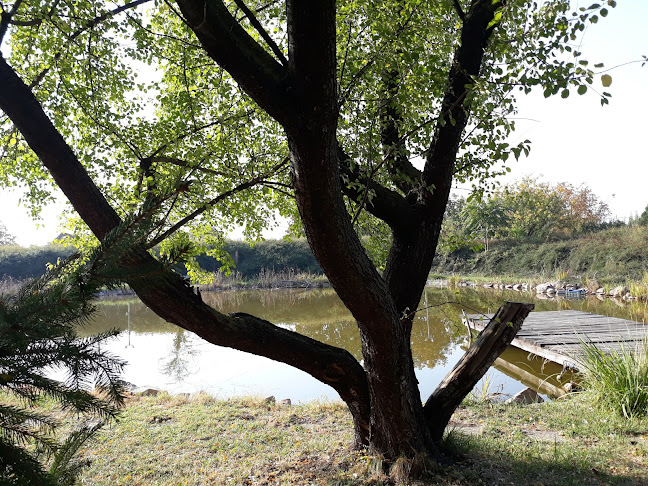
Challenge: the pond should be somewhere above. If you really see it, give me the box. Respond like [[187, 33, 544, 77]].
[[77, 287, 648, 403]]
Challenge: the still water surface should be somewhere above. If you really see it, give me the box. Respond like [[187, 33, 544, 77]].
[[79, 287, 648, 403]]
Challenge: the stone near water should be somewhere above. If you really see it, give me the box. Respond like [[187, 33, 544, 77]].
[[535, 283, 554, 294], [133, 387, 161, 397], [506, 387, 544, 405], [610, 286, 629, 298]]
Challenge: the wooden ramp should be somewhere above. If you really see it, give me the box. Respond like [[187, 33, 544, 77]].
[[465, 310, 648, 371]]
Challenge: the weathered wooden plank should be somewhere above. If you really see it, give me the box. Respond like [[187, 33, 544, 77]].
[[465, 309, 648, 370]]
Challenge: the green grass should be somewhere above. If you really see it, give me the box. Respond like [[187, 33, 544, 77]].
[[13, 392, 638, 485], [579, 338, 648, 419], [433, 225, 648, 286], [5, 391, 648, 484]]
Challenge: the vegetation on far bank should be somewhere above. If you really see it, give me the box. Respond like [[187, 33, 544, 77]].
[[432, 225, 648, 287], [11, 391, 645, 486], [3, 224, 648, 290], [0, 239, 321, 282]]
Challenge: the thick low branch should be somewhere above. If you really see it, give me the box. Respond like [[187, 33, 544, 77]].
[[423, 301, 534, 442], [0, 53, 371, 445]]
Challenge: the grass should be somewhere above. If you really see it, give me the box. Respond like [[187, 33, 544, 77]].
[[432, 225, 648, 287], [578, 337, 648, 419], [9, 392, 642, 485], [196, 268, 329, 291]]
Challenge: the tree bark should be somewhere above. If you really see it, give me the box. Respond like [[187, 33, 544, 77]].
[[424, 302, 535, 441], [1, 0, 513, 469]]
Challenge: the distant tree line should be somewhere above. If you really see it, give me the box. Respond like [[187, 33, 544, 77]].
[[0, 239, 321, 281], [440, 178, 621, 252]]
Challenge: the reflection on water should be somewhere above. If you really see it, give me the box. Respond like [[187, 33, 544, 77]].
[[159, 331, 201, 383], [80, 287, 648, 402]]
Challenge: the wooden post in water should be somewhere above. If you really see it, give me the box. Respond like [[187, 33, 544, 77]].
[[424, 301, 534, 441]]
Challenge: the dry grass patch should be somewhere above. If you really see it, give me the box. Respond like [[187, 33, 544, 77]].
[[64, 392, 648, 485]]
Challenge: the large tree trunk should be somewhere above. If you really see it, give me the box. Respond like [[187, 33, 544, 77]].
[[1, 0, 512, 472]]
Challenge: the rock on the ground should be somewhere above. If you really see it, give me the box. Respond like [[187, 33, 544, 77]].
[[133, 387, 161, 397], [610, 286, 629, 298], [535, 283, 555, 294], [506, 387, 544, 405]]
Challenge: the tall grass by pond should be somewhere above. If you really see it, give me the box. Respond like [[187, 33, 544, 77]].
[[199, 267, 329, 290], [579, 337, 648, 419]]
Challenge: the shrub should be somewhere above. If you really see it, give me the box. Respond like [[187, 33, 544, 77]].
[[579, 338, 648, 419]]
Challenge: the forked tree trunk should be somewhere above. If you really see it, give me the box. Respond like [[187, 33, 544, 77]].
[[347, 302, 533, 467], [358, 318, 440, 460]]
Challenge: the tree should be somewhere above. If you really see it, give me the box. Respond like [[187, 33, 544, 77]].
[[638, 204, 648, 226], [441, 179, 612, 247], [498, 178, 566, 240], [0, 0, 614, 470], [0, 221, 16, 245], [0, 221, 141, 485]]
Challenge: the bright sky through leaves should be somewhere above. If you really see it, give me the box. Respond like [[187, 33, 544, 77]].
[[1, 0, 646, 246]]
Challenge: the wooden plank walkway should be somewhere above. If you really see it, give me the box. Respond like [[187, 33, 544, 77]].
[[465, 310, 648, 370]]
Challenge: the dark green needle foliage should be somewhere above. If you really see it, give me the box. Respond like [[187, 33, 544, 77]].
[[0, 213, 166, 485]]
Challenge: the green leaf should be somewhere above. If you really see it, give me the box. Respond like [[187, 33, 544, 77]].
[[577, 85, 588, 95], [561, 89, 570, 99], [601, 74, 613, 87]]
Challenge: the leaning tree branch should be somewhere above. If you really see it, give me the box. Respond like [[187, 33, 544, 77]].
[[424, 301, 533, 442], [422, 0, 503, 212]]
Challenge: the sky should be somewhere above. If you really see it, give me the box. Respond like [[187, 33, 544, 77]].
[[1, 1, 647, 246], [482, 1, 648, 222]]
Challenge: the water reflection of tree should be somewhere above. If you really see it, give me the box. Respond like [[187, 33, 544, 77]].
[[159, 329, 200, 384]]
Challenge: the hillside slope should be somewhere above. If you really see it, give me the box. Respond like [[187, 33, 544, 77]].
[[432, 226, 648, 284]]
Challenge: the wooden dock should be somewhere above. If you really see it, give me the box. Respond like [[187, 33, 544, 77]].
[[465, 310, 648, 371]]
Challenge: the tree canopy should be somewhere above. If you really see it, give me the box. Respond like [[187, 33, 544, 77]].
[[0, 221, 15, 245], [0, 0, 617, 473], [441, 178, 611, 248]]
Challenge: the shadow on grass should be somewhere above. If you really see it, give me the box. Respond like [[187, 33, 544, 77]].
[[438, 431, 645, 486]]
